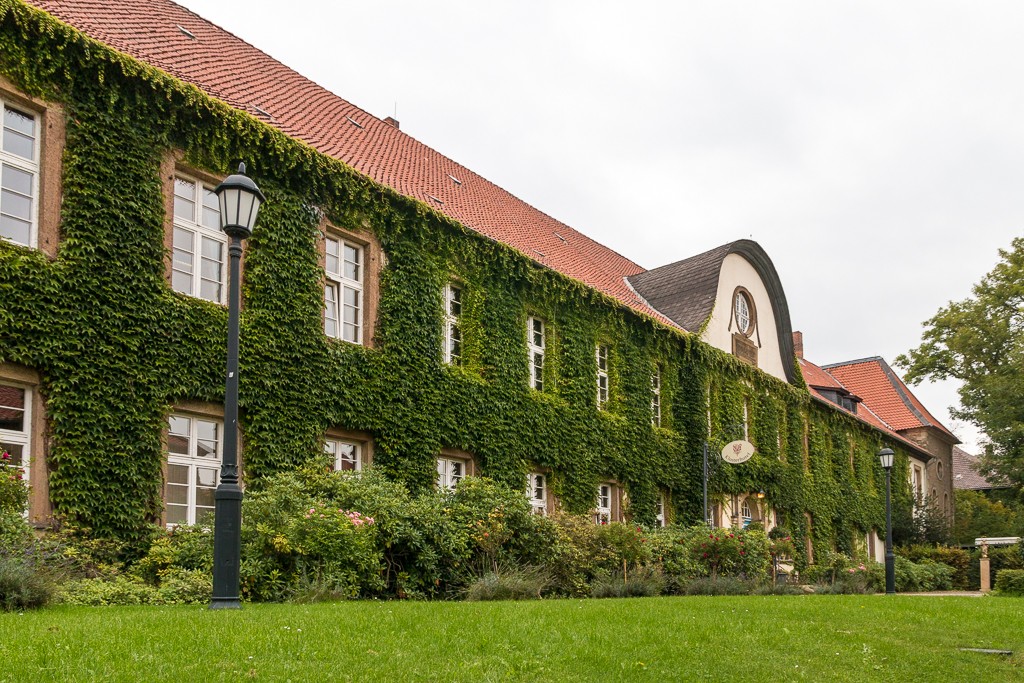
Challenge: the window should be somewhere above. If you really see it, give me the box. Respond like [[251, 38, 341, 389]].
[[655, 492, 666, 527], [912, 465, 923, 504], [740, 500, 752, 528], [527, 472, 547, 515], [651, 367, 662, 427], [443, 283, 463, 365], [324, 236, 363, 343], [733, 288, 755, 336], [0, 383, 30, 499], [325, 438, 363, 472], [527, 317, 545, 390], [596, 344, 609, 408], [1, 101, 38, 248], [595, 484, 612, 524], [936, 461, 943, 480], [165, 414, 222, 526], [437, 454, 470, 491], [172, 175, 224, 302]]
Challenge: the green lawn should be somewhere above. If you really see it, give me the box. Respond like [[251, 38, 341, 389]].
[[1, 596, 1021, 682]]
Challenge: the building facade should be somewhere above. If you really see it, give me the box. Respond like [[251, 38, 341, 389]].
[[0, 0, 936, 562]]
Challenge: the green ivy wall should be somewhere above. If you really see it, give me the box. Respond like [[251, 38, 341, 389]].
[[0, 0, 915, 560]]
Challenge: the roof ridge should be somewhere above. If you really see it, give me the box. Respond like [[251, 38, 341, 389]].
[[820, 355, 884, 369]]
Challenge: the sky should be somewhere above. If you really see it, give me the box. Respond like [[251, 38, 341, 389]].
[[176, 0, 1024, 452]]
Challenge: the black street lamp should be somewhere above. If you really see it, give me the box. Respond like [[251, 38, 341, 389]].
[[210, 163, 265, 610], [878, 447, 896, 595]]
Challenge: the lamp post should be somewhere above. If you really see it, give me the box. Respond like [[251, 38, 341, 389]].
[[210, 163, 265, 610], [878, 447, 896, 595]]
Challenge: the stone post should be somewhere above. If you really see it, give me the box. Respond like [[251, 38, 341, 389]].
[[979, 541, 991, 593]]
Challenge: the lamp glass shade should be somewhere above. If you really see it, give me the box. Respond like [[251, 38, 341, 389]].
[[877, 448, 895, 470], [214, 163, 265, 238]]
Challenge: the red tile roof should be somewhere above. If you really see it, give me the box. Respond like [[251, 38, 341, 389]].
[[27, 0, 676, 328], [823, 357, 956, 439], [798, 357, 932, 460], [798, 358, 844, 390]]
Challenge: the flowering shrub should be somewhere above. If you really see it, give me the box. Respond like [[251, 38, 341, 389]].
[[0, 450, 27, 517], [287, 504, 382, 599]]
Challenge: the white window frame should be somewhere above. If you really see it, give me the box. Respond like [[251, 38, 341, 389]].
[[527, 472, 547, 515], [324, 437, 363, 472], [741, 499, 752, 528], [0, 382, 31, 507], [443, 283, 463, 365], [165, 414, 223, 527], [172, 174, 226, 303], [651, 367, 662, 427], [595, 483, 612, 524], [655, 492, 666, 527], [527, 316, 545, 391], [325, 235, 364, 344], [0, 99, 40, 249], [596, 344, 609, 408], [911, 464, 924, 506], [437, 455, 469, 491]]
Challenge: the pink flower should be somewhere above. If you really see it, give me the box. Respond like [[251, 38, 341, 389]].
[[1, 451, 9, 460]]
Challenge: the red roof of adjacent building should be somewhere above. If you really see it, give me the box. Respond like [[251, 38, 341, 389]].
[[823, 357, 956, 439], [799, 358, 844, 391], [27, 0, 676, 328], [797, 357, 932, 459], [952, 446, 1009, 491]]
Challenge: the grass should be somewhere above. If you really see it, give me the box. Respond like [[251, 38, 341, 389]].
[[1, 595, 1022, 681]]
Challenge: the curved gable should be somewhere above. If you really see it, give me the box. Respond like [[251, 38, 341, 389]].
[[628, 240, 796, 383]]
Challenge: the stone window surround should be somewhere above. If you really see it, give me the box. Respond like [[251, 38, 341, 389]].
[[0, 363, 49, 525], [437, 447, 475, 491], [0, 75, 64, 258], [318, 220, 382, 349], [161, 400, 228, 527], [324, 427, 374, 472]]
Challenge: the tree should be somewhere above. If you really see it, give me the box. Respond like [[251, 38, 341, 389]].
[[951, 490, 1021, 545], [896, 237, 1024, 489]]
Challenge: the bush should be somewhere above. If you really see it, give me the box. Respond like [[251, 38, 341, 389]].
[[0, 450, 27, 515], [898, 545, 971, 589], [464, 567, 549, 601], [543, 513, 616, 597], [590, 566, 665, 598], [648, 526, 703, 593], [688, 527, 771, 582], [994, 569, 1024, 596], [876, 556, 954, 592], [814, 564, 876, 594], [682, 577, 753, 595], [0, 552, 56, 611], [58, 575, 158, 606]]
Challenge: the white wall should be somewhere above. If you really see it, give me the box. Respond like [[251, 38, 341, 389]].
[[701, 253, 788, 381]]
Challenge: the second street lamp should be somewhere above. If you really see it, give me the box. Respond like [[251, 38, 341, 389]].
[[210, 162, 265, 610], [878, 447, 896, 595]]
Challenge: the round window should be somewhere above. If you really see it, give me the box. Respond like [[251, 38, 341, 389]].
[[734, 290, 754, 336], [936, 461, 943, 480]]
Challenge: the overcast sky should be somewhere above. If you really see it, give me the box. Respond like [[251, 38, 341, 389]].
[[177, 0, 1024, 451]]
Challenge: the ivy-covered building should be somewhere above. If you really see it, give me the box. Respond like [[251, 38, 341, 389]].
[[0, 0, 952, 561]]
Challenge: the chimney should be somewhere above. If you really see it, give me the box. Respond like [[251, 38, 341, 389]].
[[792, 331, 804, 359], [383, 116, 400, 130]]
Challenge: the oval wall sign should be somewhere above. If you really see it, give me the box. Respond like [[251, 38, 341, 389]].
[[721, 440, 755, 464]]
